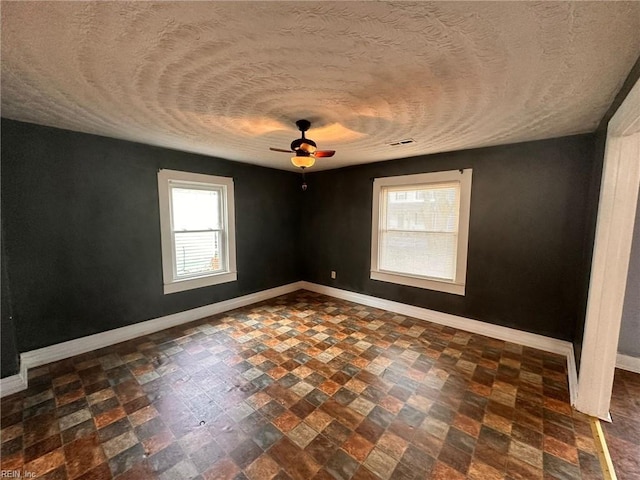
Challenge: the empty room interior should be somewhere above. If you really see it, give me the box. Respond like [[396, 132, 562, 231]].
[[2, 2, 640, 480]]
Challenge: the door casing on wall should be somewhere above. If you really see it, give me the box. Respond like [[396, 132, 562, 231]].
[[576, 77, 640, 420]]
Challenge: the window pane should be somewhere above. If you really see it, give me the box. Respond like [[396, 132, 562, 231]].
[[171, 187, 221, 231], [385, 185, 459, 232], [174, 231, 223, 277], [379, 231, 457, 281]]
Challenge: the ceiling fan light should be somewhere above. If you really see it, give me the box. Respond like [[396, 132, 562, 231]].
[[291, 156, 315, 168]]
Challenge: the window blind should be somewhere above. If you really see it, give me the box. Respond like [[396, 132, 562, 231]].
[[379, 182, 460, 281], [170, 186, 224, 278]]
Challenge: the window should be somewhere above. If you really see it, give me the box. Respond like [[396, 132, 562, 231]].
[[158, 170, 237, 294], [371, 169, 472, 295]]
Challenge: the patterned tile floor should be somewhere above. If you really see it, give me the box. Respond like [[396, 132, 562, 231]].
[[1, 291, 605, 479], [601, 368, 640, 480]]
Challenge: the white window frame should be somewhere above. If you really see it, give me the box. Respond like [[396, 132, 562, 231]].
[[370, 169, 472, 295], [158, 169, 237, 294]]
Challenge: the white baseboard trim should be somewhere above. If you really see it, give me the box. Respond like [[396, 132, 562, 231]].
[[566, 346, 578, 407], [2, 280, 580, 406], [300, 282, 579, 405], [1, 282, 304, 398], [0, 373, 28, 397], [616, 353, 640, 374]]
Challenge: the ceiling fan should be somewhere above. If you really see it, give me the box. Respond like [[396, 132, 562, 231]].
[[270, 119, 336, 170]]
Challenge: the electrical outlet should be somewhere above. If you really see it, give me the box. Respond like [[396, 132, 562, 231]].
[[331, 271, 336, 279]]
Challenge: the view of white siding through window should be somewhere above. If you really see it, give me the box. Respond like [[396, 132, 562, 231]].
[[171, 186, 223, 278], [380, 182, 460, 281]]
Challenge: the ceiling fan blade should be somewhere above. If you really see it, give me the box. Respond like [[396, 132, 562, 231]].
[[269, 147, 294, 153], [313, 150, 336, 158]]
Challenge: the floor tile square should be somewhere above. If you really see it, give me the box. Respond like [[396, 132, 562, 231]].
[[63, 433, 107, 479], [245, 453, 280, 480], [363, 447, 397, 480], [287, 422, 318, 449], [341, 433, 374, 463], [325, 449, 359, 480]]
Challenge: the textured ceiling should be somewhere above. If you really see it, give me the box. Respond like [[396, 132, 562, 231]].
[[2, 2, 640, 172]]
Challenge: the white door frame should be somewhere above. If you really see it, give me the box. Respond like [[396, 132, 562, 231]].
[[576, 77, 640, 420]]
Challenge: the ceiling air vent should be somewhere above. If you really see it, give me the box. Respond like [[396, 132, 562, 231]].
[[388, 138, 415, 146]]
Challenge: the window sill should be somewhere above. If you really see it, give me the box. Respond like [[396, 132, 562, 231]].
[[370, 270, 465, 296], [164, 271, 237, 294]]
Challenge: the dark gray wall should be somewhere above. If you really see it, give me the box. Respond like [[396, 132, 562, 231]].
[[302, 135, 596, 341], [1, 119, 302, 373], [618, 189, 640, 357], [1, 230, 19, 378]]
